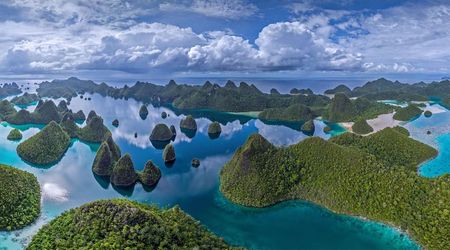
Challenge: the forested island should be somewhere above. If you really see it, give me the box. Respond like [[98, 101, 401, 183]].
[[27, 199, 233, 249], [220, 128, 448, 249], [0, 82, 21, 98], [0, 164, 40, 231], [34, 76, 450, 125], [1, 76, 449, 249], [16, 110, 112, 165]]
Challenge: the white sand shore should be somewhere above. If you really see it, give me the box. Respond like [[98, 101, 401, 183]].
[[366, 112, 401, 134], [339, 122, 354, 132], [423, 104, 447, 114], [339, 112, 401, 135]]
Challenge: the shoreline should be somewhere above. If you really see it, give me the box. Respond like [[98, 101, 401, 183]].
[[219, 190, 421, 249]]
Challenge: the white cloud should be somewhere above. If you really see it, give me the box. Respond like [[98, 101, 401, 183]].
[[159, 0, 258, 19], [1, 1, 449, 75]]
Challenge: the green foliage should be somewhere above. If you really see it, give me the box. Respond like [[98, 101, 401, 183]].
[[5, 100, 66, 125], [138, 161, 161, 187], [77, 115, 111, 143], [323, 95, 393, 122], [330, 128, 437, 170], [17, 121, 70, 165], [35, 77, 332, 121], [180, 115, 197, 130], [208, 121, 222, 134], [392, 126, 410, 136], [173, 81, 329, 113], [0, 100, 16, 120], [0, 164, 40, 231], [393, 105, 422, 121], [220, 129, 447, 249], [10, 93, 39, 106], [301, 120, 315, 134], [352, 119, 373, 134], [290, 88, 313, 95], [350, 78, 450, 101], [73, 110, 86, 121], [60, 113, 80, 138], [324, 84, 351, 95], [7, 128, 22, 141], [27, 199, 233, 249], [149, 124, 173, 141], [0, 83, 21, 98], [258, 104, 315, 122], [110, 154, 137, 187], [92, 142, 113, 176], [163, 143, 176, 163]]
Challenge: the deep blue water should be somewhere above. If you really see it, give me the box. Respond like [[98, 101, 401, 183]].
[[0, 93, 425, 249]]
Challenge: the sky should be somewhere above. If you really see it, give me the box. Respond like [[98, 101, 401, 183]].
[[0, 0, 449, 82]]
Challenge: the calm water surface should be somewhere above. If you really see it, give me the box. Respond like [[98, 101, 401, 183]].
[[0, 93, 424, 249]]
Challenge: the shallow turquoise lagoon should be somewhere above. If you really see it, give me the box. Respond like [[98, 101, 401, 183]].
[[0, 93, 420, 249], [406, 104, 450, 177]]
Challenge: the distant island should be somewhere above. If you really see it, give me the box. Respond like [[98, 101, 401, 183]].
[[220, 128, 448, 249], [30, 76, 450, 127]]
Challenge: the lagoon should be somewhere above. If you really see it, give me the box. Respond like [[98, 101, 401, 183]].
[[0, 93, 421, 249]]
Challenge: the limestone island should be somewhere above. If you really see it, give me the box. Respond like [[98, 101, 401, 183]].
[[0, 164, 40, 231], [139, 160, 161, 187], [163, 143, 176, 163], [17, 121, 70, 165], [2, 99, 85, 125], [393, 104, 422, 121], [77, 112, 111, 143], [10, 92, 40, 106], [92, 135, 122, 177], [139, 105, 149, 120], [110, 154, 138, 187], [7, 128, 22, 141], [352, 118, 374, 135], [192, 158, 200, 168], [149, 124, 173, 141], [27, 199, 233, 249], [180, 115, 197, 131], [220, 128, 448, 249], [208, 121, 222, 139], [300, 119, 315, 135], [92, 138, 162, 188], [112, 119, 119, 127]]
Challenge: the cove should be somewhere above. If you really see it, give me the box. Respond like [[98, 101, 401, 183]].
[[405, 104, 450, 177], [0, 93, 420, 249]]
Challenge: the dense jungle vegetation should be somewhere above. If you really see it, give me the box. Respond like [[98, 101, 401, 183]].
[[220, 128, 448, 249]]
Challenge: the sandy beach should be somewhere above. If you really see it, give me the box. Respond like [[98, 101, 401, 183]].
[[423, 104, 447, 114], [366, 112, 401, 134], [339, 112, 401, 135]]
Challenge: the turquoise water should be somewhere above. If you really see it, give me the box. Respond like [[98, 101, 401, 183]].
[[405, 104, 450, 177], [0, 93, 421, 249]]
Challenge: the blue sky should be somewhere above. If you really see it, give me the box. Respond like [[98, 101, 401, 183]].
[[0, 0, 449, 80]]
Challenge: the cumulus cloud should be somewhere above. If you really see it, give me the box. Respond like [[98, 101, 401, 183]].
[[0, 18, 360, 74], [0, 1, 448, 75], [289, 2, 450, 73], [159, 0, 258, 19]]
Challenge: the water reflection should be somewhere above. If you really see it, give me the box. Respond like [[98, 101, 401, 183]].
[[0, 93, 419, 250]]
